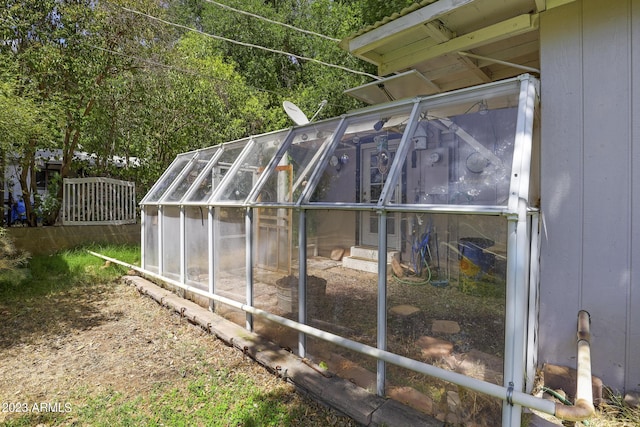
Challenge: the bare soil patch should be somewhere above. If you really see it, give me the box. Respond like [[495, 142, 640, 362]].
[[0, 279, 355, 426]]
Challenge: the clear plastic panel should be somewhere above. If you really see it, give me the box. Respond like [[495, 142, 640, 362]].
[[388, 90, 519, 206], [143, 153, 195, 203], [213, 206, 246, 299], [306, 213, 378, 384], [252, 120, 342, 204], [386, 213, 506, 421], [214, 131, 288, 203], [307, 106, 414, 204], [211, 206, 248, 328], [183, 140, 248, 204], [306, 337, 379, 393], [143, 206, 159, 273], [303, 209, 376, 345], [387, 365, 504, 423], [252, 208, 301, 353], [162, 147, 220, 203], [185, 206, 209, 288], [161, 206, 181, 281]]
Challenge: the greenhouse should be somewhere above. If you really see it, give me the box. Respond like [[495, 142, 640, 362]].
[[140, 74, 540, 425]]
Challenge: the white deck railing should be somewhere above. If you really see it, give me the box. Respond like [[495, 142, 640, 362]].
[[62, 177, 136, 225]]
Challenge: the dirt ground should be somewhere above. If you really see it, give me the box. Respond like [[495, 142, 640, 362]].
[[0, 278, 355, 426]]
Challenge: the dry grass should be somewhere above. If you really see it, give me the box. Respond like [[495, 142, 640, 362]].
[[0, 249, 356, 426]]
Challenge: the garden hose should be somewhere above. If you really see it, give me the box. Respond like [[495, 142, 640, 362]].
[[542, 387, 590, 426]]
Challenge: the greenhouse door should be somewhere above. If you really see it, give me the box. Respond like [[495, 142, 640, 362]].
[[360, 145, 400, 249]]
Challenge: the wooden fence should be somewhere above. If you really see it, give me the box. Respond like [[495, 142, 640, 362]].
[[62, 177, 136, 225]]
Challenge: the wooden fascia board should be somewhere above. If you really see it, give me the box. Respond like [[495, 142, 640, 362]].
[[534, 0, 577, 12], [379, 13, 539, 75], [546, 0, 577, 10], [345, 0, 477, 57]]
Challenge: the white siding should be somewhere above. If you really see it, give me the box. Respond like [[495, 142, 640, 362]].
[[540, 0, 639, 392]]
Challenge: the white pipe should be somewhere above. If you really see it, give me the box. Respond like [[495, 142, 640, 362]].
[[89, 250, 558, 417], [554, 310, 595, 421], [376, 211, 388, 396], [91, 250, 595, 423], [458, 51, 541, 74]]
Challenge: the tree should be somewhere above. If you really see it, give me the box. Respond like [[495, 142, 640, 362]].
[[174, 0, 372, 122], [81, 30, 275, 193], [0, 0, 174, 225], [1, 0, 378, 225]]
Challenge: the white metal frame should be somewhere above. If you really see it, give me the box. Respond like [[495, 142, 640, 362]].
[[139, 74, 541, 427]]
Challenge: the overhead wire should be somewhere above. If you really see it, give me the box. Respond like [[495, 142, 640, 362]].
[[202, 0, 341, 42], [88, 44, 281, 95], [118, 5, 380, 80]]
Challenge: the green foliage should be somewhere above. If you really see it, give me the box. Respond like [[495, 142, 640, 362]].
[[1, 0, 380, 210], [34, 172, 61, 225], [0, 244, 139, 300], [0, 228, 29, 285]]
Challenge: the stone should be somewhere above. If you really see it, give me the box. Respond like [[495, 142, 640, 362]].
[[330, 248, 345, 261], [416, 336, 454, 360], [391, 257, 405, 277], [624, 391, 640, 408], [542, 363, 603, 404], [371, 397, 441, 427], [431, 320, 460, 334], [386, 386, 434, 414], [329, 353, 377, 391], [446, 390, 461, 412], [390, 304, 421, 317], [444, 349, 503, 383]]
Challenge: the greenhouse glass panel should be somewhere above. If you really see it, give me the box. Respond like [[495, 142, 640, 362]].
[[306, 106, 414, 204], [212, 131, 288, 204], [388, 365, 505, 425], [143, 206, 159, 273], [142, 153, 195, 203], [252, 208, 301, 353], [250, 120, 342, 204], [185, 205, 209, 288], [306, 335, 380, 391], [253, 207, 297, 276], [385, 83, 520, 207], [305, 209, 375, 344], [213, 206, 246, 296], [210, 206, 248, 328], [181, 139, 251, 204], [386, 212, 507, 392], [161, 206, 181, 281], [161, 147, 220, 204]]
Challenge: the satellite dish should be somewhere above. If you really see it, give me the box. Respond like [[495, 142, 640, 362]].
[[283, 101, 310, 125]]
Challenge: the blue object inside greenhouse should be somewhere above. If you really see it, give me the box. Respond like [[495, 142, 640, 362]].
[[458, 237, 496, 278]]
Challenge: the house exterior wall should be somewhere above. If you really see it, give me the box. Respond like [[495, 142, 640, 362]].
[[539, 0, 640, 393]]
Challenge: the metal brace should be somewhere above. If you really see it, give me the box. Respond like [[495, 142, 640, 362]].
[[506, 381, 515, 406]]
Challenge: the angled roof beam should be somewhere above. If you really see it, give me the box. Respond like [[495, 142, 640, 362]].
[[456, 54, 492, 83], [424, 20, 491, 83], [379, 13, 539, 76], [423, 21, 454, 43], [342, 0, 478, 56]]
